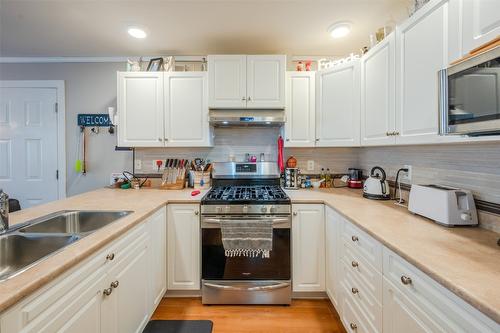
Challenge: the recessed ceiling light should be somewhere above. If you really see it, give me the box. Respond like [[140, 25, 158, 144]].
[[328, 22, 351, 39], [128, 27, 147, 39]]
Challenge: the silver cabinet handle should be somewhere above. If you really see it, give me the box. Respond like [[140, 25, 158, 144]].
[[106, 253, 115, 261], [351, 235, 359, 242], [247, 96, 251, 101], [351, 287, 359, 294], [194, 211, 199, 215], [286, 138, 290, 142], [164, 138, 169, 141], [111, 280, 119, 289], [394, 131, 400, 136], [386, 132, 391, 136], [242, 97, 246, 101], [350, 322, 357, 330], [293, 212, 297, 216], [158, 138, 163, 142], [351, 261, 359, 268], [103, 287, 113, 296], [401, 275, 412, 285], [315, 138, 320, 141]]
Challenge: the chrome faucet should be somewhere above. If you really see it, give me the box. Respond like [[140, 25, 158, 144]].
[[0, 189, 9, 233]]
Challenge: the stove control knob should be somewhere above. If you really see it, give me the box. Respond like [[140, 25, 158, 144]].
[[270, 206, 277, 213], [242, 205, 249, 213], [216, 207, 222, 213], [261, 207, 267, 213]]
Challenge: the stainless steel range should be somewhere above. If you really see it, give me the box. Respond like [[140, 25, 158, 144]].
[[201, 162, 291, 305]]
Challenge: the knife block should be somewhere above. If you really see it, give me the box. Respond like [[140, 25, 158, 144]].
[[159, 170, 186, 190]]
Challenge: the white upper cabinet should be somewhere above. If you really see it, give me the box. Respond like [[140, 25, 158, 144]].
[[117, 72, 212, 148], [395, 0, 448, 144], [117, 72, 164, 147], [361, 33, 396, 146], [208, 55, 247, 108], [208, 55, 286, 109], [316, 60, 361, 147], [461, 0, 500, 54], [284, 72, 316, 147], [164, 72, 212, 147], [246, 55, 286, 108]]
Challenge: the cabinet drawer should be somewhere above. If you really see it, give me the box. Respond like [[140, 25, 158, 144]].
[[340, 291, 375, 333], [340, 261, 382, 333], [340, 219, 382, 271], [341, 240, 382, 303], [383, 247, 499, 333]]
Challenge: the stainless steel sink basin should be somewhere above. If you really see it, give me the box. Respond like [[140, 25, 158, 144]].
[[0, 210, 133, 281], [0, 234, 80, 280], [19, 210, 133, 235]]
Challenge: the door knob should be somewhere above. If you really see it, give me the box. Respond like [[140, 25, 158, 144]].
[[350, 323, 357, 330], [106, 253, 115, 261], [351, 287, 359, 294], [401, 275, 412, 285], [351, 235, 359, 242], [351, 261, 359, 268]]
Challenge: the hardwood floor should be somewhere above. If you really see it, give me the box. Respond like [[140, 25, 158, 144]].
[[151, 298, 347, 333]]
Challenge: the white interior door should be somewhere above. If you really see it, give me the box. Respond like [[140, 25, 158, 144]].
[[0, 87, 59, 208]]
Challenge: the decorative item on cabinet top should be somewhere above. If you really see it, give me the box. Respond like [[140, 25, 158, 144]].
[[127, 56, 206, 72]]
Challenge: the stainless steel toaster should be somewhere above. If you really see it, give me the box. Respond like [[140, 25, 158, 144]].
[[408, 184, 478, 227]]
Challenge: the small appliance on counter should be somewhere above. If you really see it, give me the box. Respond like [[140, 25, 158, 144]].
[[363, 166, 390, 200], [347, 168, 363, 188], [408, 184, 478, 227], [284, 168, 300, 190]]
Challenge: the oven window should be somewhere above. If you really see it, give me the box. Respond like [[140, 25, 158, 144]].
[[202, 228, 290, 280], [448, 57, 500, 125]]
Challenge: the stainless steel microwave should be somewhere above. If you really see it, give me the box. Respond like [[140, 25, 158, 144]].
[[439, 46, 500, 136]]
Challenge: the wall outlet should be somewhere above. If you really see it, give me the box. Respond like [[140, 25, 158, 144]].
[[402, 165, 412, 182], [307, 160, 315, 171], [134, 159, 142, 170]]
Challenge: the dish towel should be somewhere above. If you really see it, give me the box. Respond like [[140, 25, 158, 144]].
[[221, 219, 273, 258]]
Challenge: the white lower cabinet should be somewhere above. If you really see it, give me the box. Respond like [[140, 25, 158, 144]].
[[0, 207, 167, 333], [324, 205, 499, 333], [292, 204, 325, 292], [167, 204, 201, 290]]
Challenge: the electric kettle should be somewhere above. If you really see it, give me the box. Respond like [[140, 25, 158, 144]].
[[363, 166, 390, 200]]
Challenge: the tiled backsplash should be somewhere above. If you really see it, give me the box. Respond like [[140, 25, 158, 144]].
[[135, 129, 500, 232]]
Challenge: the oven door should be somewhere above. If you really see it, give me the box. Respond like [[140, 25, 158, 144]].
[[201, 215, 291, 280], [439, 46, 500, 136]]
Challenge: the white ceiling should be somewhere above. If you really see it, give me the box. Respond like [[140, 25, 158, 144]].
[[0, 0, 411, 58]]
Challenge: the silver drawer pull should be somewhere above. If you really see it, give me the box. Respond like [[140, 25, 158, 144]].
[[351, 287, 359, 295], [351, 235, 359, 242], [350, 322, 357, 330], [103, 287, 113, 296], [401, 275, 412, 285], [111, 280, 119, 289], [351, 261, 359, 268]]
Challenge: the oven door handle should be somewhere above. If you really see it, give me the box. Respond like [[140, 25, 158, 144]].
[[203, 282, 290, 292], [202, 217, 291, 224]]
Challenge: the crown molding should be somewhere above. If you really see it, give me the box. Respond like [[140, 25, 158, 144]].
[[0, 55, 206, 64]]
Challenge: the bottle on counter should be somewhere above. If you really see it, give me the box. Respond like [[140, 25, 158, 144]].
[[320, 168, 325, 188], [325, 168, 332, 188]]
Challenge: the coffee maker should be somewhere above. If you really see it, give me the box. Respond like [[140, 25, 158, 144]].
[[347, 168, 363, 189]]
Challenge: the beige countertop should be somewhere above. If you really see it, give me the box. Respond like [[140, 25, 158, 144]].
[[1, 187, 499, 324]]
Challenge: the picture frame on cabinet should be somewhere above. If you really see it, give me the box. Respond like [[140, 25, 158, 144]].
[[147, 57, 164, 71]]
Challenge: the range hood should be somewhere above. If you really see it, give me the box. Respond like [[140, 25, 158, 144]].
[[209, 109, 286, 127]]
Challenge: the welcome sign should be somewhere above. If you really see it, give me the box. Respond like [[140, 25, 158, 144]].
[[77, 114, 112, 127]]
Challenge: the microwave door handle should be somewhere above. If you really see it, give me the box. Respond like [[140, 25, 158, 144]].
[[438, 68, 449, 135]]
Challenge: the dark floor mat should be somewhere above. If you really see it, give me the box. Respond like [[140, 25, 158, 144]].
[[143, 320, 213, 333]]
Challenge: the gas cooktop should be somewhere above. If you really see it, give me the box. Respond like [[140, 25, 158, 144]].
[[202, 185, 290, 205]]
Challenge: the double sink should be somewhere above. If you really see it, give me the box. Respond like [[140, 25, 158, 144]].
[[0, 210, 132, 281]]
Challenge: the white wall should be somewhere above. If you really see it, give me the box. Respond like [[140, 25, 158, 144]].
[[0, 62, 132, 196]]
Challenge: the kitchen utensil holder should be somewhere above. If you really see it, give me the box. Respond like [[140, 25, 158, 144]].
[[191, 171, 211, 189]]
